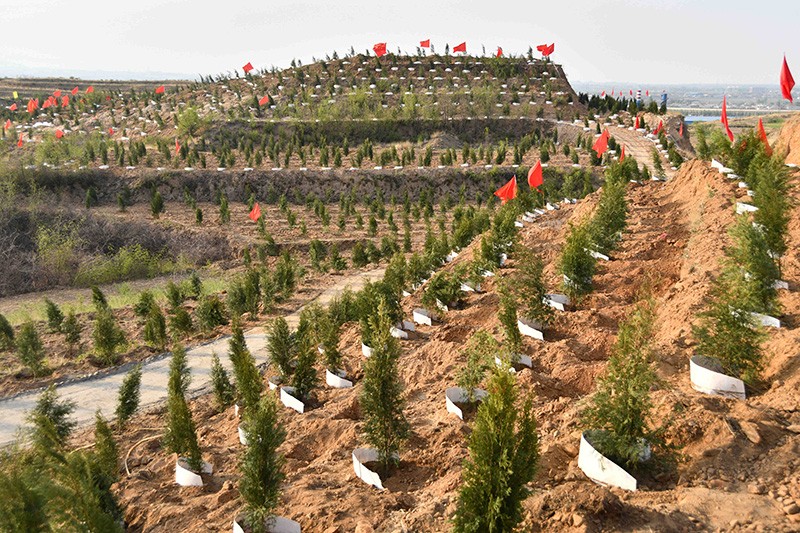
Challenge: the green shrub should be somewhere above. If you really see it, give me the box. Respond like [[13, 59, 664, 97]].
[[421, 270, 464, 311], [497, 285, 522, 356], [228, 321, 262, 413], [143, 304, 167, 351], [453, 367, 539, 533], [91, 285, 108, 310], [162, 344, 202, 472], [150, 190, 164, 218], [168, 307, 194, 337], [134, 291, 156, 319], [44, 299, 64, 333], [195, 294, 228, 331], [510, 246, 554, 327], [92, 308, 126, 366], [17, 321, 49, 377], [210, 353, 234, 411], [27, 384, 76, 450], [582, 301, 663, 469], [558, 221, 596, 299], [456, 331, 496, 402], [0, 313, 14, 350], [165, 281, 184, 309], [62, 309, 82, 355], [267, 317, 296, 381], [351, 241, 369, 267], [725, 217, 781, 315], [115, 364, 142, 429], [291, 343, 317, 402]]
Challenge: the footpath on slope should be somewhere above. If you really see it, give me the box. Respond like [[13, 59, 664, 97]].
[[0, 268, 385, 447]]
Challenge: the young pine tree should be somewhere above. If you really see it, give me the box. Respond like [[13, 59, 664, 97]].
[[62, 309, 82, 356], [558, 220, 596, 299], [452, 366, 539, 533], [237, 395, 286, 533], [511, 246, 554, 328], [456, 330, 496, 403], [92, 307, 126, 366], [27, 384, 76, 450], [150, 190, 164, 218], [143, 304, 168, 351], [0, 312, 14, 350], [582, 301, 662, 469], [497, 285, 522, 357], [115, 364, 142, 429], [91, 285, 109, 310], [360, 301, 409, 474], [44, 298, 64, 332], [163, 344, 202, 472], [16, 321, 49, 377], [210, 353, 235, 411], [228, 321, 263, 414], [267, 317, 296, 382]]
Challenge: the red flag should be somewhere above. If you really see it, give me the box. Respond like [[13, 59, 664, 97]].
[[420, 39, 430, 48], [679, 122, 684, 137], [527, 160, 543, 189], [536, 44, 547, 53], [496, 47, 503, 58], [17, 133, 23, 148], [757, 118, 773, 156], [721, 96, 734, 142], [544, 43, 555, 57], [108, 127, 114, 136], [634, 115, 640, 129], [781, 55, 795, 103], [4, 119, 11, 130], [593, 129, 609, 157], [619, 145, 626, 162], [248, 202, 262, 222], [494, 176, 517, 204], [258, 95, 270, 106], [243, 62, 254, 74], [373, 42, 387, 57], [55, 130, 64, 139], [629, 89, 633, 96], [9, 103, 17, 111], [27, 99, 35, 113], [53, 90, 61, 98], [175, 138, 181, 155], [646, 90, 650, 97], [42, 99, 51, 110], [61, 96, 69, 107], [71, 86, 79, 95], [654, 120, 664, 135], [601, 90, 605, 97], [86, 85, 94, 94], [155, 85, 165, 94], [453, 42, 467, 53]]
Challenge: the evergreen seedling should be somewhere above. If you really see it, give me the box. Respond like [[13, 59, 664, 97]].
[[143, 304, 167, 351], [0, 313, 14, 350], [511, 246, 554, 327], [452, 366, 539, 533], [62, 309, 82, 355], [115, 364, 142, 429], [44, 298, 64, 332], [17, 321, 48, 377], [558, 220, 596, 299], [163, 344, 202, 472], [27, 385, 76, 450], [92, 307, 126, 366], [238, 395, 286, 533], [267, 317, 296, 382], [291, 342, 317, 402], [497, 285, 522, 357], [210, 353, 234, 411], [456, 331, 496, 403], [91, 285, 108, 310], [229, 321, 263, 413], [360, 301, 409, 474]]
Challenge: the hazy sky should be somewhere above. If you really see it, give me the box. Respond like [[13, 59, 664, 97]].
[[0, 0, 795, 86]]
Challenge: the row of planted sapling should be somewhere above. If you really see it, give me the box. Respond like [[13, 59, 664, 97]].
[[690, 130, 793, 399]]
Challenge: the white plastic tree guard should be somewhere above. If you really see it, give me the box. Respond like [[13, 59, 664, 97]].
[[517, 318, 544, 341], [413, 308, 433, 326], [445, 251, 459, 263], [175, 459, 213, 487], [499, 253, 508, 267], [445, 387, 488, 420], [773, 280, 789, 290], [389, 326, 408, 339], [460, 282, 481, 293], [578, 432, 648, 491], [749, 312, 781, 329], [514, 220, 524, 228], [361, 343, 373, 357], [480, 269, 495, 278], [736, 202, 759, 214], [325, 369, 353, 388], [233, 516, 301, 533], [435, 299, 449, 312], [352, 448, 392, 490], [280, 386, 305, 414], [690, 355, 746, 400], [587, 249, 610, 261], [495, 354, 532, 369], [544, 293, 570, 311], [710, 159, 724, 171], [238, 425, 248, 445], [399, 320, 415, 332]]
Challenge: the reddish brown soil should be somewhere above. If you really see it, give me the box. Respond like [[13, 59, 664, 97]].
[[70, 159, 800, 532]]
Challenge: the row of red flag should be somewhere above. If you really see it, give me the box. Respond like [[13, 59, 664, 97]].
[[372, 41, 554, 58], [493, 160, 545, 204]]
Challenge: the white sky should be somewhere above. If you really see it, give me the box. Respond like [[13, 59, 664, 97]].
[[0, 0, 795, 85]]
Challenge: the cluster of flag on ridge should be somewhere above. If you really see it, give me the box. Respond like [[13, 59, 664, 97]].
[[372, 40, 554, 58], [493, 160, 545, 204]]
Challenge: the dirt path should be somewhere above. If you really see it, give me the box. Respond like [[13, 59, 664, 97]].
[[0, 267, 384, 447], [608, 124, 677, 179]]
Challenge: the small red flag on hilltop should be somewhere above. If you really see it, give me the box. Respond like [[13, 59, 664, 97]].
[[420, 39, 430, 48], [71, 86, 79, 95], [634, 115, 640, 129], [453, 42, 467, 53], [243, 62, 254, 74], [544, 43, 555, 57], [496, 47, 503, 58], [55, 130, 64, 139], [781, 55, 795, 103], [61, 96, 69, 107], [155, 85, 165, 94], [654, 120, 664, 135], [86, 86, 94, 94], [108, 127, 114, 136], [9, 103, 17, 111], [4, 119, 11, 130], [258, 95, 270, 106], [592, 129, 610, 157], [175, 138, 181, 156], [536, 44, 547, 53], [619, 145, 626, 162], [679, 122, 684, 137], [494, 175, 518, 204], [528, 160, 543, 189], [757, 118, 773, 156], [249, 202, 262, 222], [373, 42, 387, 57], [18, 133, 24, 147], [53, 90, 61, 98], [721, 96, 734, 142]]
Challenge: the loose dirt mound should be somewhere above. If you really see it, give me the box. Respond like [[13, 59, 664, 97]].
[[74, 160, 800, 531], [774, 113, 800, 165]]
